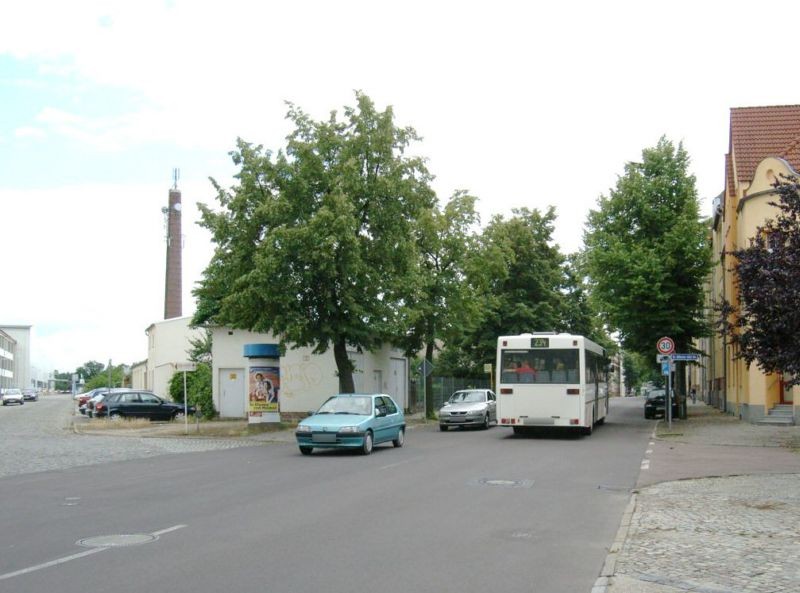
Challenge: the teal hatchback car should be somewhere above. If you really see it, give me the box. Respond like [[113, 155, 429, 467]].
[[295, 393, 406, 455]]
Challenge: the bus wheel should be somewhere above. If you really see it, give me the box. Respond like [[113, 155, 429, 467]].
[[512, 426, 524, 436]]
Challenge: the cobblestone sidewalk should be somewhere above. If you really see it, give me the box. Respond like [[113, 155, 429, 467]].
[[598, 404, 800, 593]]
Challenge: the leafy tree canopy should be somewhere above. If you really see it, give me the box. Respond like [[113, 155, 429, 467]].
[[193, 92, 436, 392], [584, 137, 711, 358], [719, 175, 800, 385]]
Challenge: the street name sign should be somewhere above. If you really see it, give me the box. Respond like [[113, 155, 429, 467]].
[[671, 353, 701, 361]]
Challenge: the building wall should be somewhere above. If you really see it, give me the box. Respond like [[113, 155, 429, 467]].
[[0, 329, 16, 390], [144, 317, 205, 398], [0, 325, 31, 389], [131, 361, 148, 391], [705, 156, 797, 422], [210, 327, 408, 418]]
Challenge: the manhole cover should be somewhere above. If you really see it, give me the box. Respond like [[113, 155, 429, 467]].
[[77, 534, 158, 548], [473, 478, 534, 489]]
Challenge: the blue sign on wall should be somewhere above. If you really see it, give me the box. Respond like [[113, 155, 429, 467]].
[[243, 343, 280, 358]]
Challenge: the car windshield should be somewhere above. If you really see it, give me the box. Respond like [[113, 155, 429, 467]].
[[316, 396, 372, 415], [448, 391, 486, 403], [647, 389, 666, 399], [6, 389, 22, 395]]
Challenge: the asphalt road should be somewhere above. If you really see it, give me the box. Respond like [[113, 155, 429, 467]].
[[0, 395, 653, 593]]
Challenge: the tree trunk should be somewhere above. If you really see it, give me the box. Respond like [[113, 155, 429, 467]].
[[333, 338, 355, 394], [424, 340, 435, 418]]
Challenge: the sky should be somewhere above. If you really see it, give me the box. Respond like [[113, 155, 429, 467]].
[[3, 0, 800, 375]]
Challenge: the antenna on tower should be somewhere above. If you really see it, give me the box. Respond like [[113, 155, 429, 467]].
[[172, 168, 180, 190]]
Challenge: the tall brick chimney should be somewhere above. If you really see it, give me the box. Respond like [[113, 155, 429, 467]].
[[164, 183, 183, 319]]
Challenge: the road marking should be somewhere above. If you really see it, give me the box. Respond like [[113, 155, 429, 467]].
[[152, 524, 186, 536], [0, 525, 186, 582], [0, 548, 105, 581], [645, 449, 653, 454], [641, 460, 650, 470], [380, 459, 412, 470]]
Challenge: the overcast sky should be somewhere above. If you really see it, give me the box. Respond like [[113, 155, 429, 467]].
[[3, 0, 799, 375]]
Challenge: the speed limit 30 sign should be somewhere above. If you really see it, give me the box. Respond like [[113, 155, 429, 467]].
[[657, 336, 675, 355]]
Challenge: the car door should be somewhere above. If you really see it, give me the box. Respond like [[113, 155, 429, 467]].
[[137, 392, 166, 419], [487, 391, 497, 421], [372, 396, 392, 443]]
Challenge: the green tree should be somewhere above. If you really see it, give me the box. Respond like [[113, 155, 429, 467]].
[[84, 362, 125, 391], [76, 361, 104, 384], [194, 93, 436, 392], [398, 190, 482, 416], [169, 364, 213, 419], [584, 137, 711, 393], [446, 207, 570, 373]]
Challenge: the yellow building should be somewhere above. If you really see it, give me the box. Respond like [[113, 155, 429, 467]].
[[702, 106, 799, 424]]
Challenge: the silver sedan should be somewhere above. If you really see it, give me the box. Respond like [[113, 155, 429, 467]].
[[438, 389, 497, 431]]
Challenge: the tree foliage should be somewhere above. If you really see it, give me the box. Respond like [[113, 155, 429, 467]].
[[439, 207, 593, 375], [718, 176, 800, 386], [169, 363, 214, 419], [76, 361, 105, 383], [84, 362, 126, 391], [193, 93, 435, 392], [584, 137, 711, 360]]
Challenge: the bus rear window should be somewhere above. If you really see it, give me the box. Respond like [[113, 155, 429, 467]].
[[500, 349, 579, 385]]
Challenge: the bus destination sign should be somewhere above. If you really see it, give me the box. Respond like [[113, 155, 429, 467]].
[[530, 337, 550, 348]]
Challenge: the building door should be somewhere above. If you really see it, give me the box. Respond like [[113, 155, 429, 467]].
[[219, 368, 245, 417], [389, 357, 407, 410], [373, 370, 383, 394]]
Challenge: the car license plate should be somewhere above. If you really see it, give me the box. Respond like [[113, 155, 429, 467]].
[[312, 433, 337, 443]]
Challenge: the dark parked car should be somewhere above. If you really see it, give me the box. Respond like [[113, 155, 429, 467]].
[[93, 391, 195, 421], [22, 388, 39, 401], [644, 389, 679, 419]]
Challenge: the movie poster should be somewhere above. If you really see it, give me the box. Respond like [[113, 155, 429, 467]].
[[248, 366, 280, 419]]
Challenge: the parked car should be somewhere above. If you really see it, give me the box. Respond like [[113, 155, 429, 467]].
[[93, 390, 195, 421], [644, 389, 679, 419], [22, 388, 38, 401], [82, 388, 135, 416], [295, 393, 405, 455], [438, 389, 497, 431], [2, 388, 25, 406]]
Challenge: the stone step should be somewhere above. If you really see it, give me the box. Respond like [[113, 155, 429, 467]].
[[771, 405, 794, 412], [756, 416, 795, 426], [768, 410, 795, 417]]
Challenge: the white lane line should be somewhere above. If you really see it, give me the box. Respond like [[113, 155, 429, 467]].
[[645, 449, 653, 454], [380, 459, 412, 470], [0, 548, 106, 581], [641, 460, 650, 470], [152, 524, 187, 536], [0, 524, 187, 582]]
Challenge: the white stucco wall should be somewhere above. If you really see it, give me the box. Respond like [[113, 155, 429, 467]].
[[210, 327, 407, 417], [144, 317, 205, 398]]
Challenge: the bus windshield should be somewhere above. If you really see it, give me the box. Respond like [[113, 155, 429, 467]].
[[500, 349, 580, 384]]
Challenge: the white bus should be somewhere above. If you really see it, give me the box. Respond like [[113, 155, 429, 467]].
[[496, 333, 608, 435]]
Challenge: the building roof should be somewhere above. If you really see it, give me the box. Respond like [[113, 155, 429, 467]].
[[730, 105, 800, 186]]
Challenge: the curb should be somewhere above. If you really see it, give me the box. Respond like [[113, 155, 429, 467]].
[[592, 493, 637, 593]]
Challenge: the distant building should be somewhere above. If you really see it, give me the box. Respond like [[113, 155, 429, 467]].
[[0, 325, 31, 389], [0, 328, 16, 390]]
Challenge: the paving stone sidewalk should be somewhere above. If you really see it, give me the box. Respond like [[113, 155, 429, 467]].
[[597, 403, 800, 593]]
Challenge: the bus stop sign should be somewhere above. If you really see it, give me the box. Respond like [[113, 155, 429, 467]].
[[656, 337, 675, 355]]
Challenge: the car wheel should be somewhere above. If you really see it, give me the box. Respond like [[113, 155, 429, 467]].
[[482, 414, 490, 430], [299, 446, 313, 456], [361, 431, 374, 455], [109, 412, 122, 421], [173, 411, 186, 420], [393, 428, 405, 448], [439, 424, 448, 432]]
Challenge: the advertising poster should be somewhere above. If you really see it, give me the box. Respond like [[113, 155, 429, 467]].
[[248, 366, 280, 421]]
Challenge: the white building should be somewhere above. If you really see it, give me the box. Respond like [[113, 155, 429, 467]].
[[132, 317, 204, 397], [210, 327, 408, 420], [0, 325, 30, 389], [136, 319, 409, 420]]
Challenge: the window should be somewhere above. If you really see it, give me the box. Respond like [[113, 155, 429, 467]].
[[139, 393, 160, 404], [500, 349, 579, 384]]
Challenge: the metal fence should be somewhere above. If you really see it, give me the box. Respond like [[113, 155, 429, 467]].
[[408, 375, 492, 413]]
